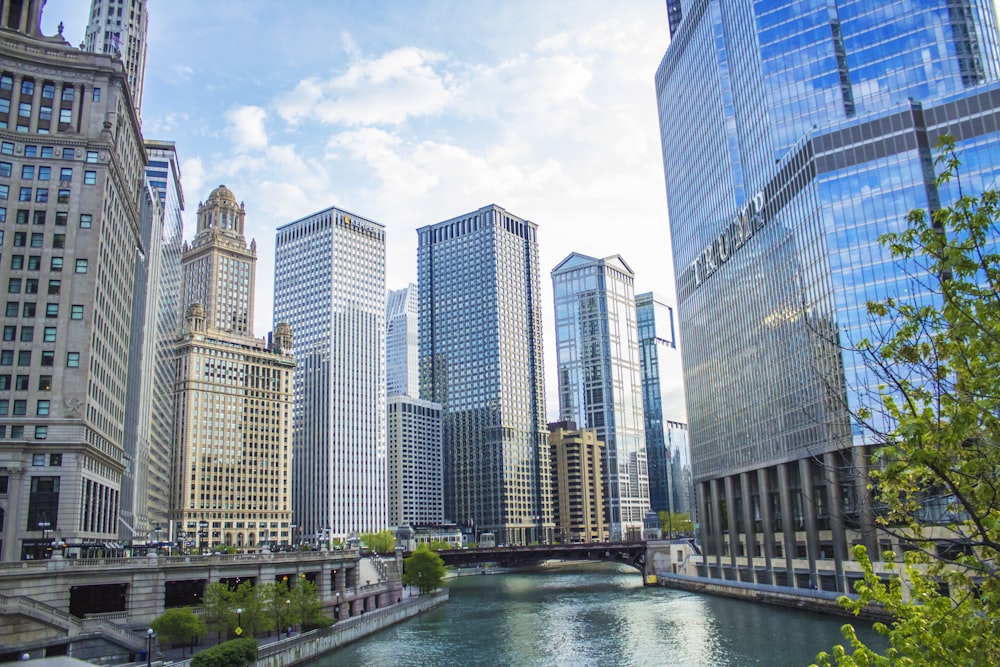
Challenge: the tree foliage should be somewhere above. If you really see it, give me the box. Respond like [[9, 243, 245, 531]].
[[657, 511, 694, 536], [402, 543, 446, 593], [814, 137, 1000, 666], [190, 637, 257, 667], [150, 606, 207, 652], [360, 529, 396, 553]]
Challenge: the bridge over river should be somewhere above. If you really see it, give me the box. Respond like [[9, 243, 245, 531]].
[[418, 541, 650, 572]]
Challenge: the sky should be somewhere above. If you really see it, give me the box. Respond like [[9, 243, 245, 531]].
[[40, 0, 676, 418]]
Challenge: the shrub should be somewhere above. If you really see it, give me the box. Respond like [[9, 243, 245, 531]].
[[191, 637, 257, 667]]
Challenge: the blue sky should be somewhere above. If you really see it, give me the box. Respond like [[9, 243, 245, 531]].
[[41, 0, 675, 414]]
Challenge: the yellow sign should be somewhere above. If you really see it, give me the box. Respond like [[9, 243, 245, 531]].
[[234, 627, 243, 636]]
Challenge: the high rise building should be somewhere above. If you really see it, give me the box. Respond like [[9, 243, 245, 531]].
[[172, 186, 294, 551], [180, 186, 255, 337], [387, 394, 443, 527], [635, 292, 691, 524], [140, 140, 184, 533], [551, 253, 648, 540], [120, 141, 184, 542], [418, 205, 552, 546], [84, 0, 148, 118], [0, 3, 147, 561], [656, 0, 1000, 590], [548, 421, 606, 544], [273, 206, 387, 541], [386, 284, 418, 397]]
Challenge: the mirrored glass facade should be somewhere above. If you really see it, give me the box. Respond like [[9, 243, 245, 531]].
[[636, 293, 692, 523], [657, 0, 1000, 591], [551, 253, 648, 540], [418, 205, 552, 546]]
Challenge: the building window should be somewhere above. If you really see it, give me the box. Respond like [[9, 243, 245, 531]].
[[37, 166, 50, 181], [40, 351, 53, 367], [79, 214, 92, 228], [32, 210, 44, 225], [59, 168, 72, 182], [10, 425, 23, 439], [52, 234, 64, 249], [17, 350, 30, 366], [0, 350, 11, 365], [45, 303, 58, 318], [0, 375, 9, 390], [24, 279, 37, 294], [92, 88, 100, 102], [21, 165, 34, 180], [43, 327, 56, 342], [19, 326, 32, 342], [74, 259, 87, 273], [7, 278, 20, 294], [85, 151, 98, 164], [2, 326, 13, 341], [27, 256, 39, 271], [50, 258, 62, 272], [83, 171, 96, 185], [0, 162, 10, 177], [13, 232, 24, 246], [41, 82, 54, 99], [22, 303, 35, 317], [59, 108, 71, 124], [47, 280, 60, 296], [61, 87, 73, 102], [34, 188, 47, 203], [30, 233, 42, 248], [18, 102, 31, 118], [21, 80, 34, 96], [4, 303, 16, 317], [10, 256, 23, 270], [61, 148, 73, 160], [0, 399, 6, 415], [49, 453, 60, 466], [38, 375, 51, 391], [32, 454, 45, 466], [66, 352, 79, 367], [0, 142, 11, 155], [36, 400, 49, 416], [18, 188, 31, 201], [13, 400, 26, 415], [70, 305, 83, 320], [27, 476, 60, 529]]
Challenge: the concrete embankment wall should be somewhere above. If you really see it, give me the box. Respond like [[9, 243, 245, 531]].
[[654, 573, 892, 623], [255, 591, 448, 667]]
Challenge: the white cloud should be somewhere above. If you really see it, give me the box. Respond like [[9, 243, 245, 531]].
[[276, 47, 454, 126], [225, 105, 269, 153]]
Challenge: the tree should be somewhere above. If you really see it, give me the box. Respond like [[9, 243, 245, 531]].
[[150, 607, 207, 658], [230, 580, 267, 638], [289, 578, 325, 630], [402, 543, 446, 594], [361, 529, 396, 554], [201, 583, 232, 643], [657, 511, 694, 537], [259, 580, 291, 638], [814, 137, 1000, 666]]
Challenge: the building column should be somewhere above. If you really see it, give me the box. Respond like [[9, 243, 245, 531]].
[[756, 467, 775, 585], [708, 479, 724, 577], [776, 463, 796, 586], [798, 458, 820, 589], [824, 451, 848, 593], [723, 476, 738, 572], [1, 466, 24, 561], [740, 471, 756, 562], [852, 446, 878, 557], [695, 481, 710, 570]]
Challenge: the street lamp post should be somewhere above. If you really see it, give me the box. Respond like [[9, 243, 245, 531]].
[[37, 521, 51, 559], [285, 599, 291, 636], [236, 607, 243, 636], [334, 591, 340, 619], [290, 524, 297, 549], [146, 628, 154, 667]]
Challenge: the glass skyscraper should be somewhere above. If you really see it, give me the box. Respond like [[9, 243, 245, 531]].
[[635, 292, 691, 524], [274, 207, 386, 541], [656, 0, 1000, 591], [386, 283, 418, 397], [418, 205, 552, 546], [551, 253, 648, 540]]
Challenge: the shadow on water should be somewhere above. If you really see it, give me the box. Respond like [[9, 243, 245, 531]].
[[312, 563, 886, 667]]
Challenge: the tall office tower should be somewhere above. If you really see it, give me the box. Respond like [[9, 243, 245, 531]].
[[274, 206, 387, 542], [0, 3, 146, 561], [387, 395, 443, 527], [548, 421, 606, 544], [120, 180, 162, 542], [386, 284, 418, 397], [180, 186, 255, 337], [656, 0, 1000, 591], [418, 205, 553, 546], [551, 253, 648, 540], [141, 140, 184, 533], [635, 292, 692, 525], [84, 0, 148, 118], [173, 186, 294, 551]]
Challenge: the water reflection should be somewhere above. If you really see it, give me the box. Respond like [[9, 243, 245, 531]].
[[313, 564, 883, 666]]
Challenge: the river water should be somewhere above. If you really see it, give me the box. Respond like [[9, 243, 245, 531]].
[[312, 564, 885, 667]]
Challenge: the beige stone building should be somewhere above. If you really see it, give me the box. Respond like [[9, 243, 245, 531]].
[[171, 186, 294, 551], [0, 2, 147, 561], [548, 421, 607, 543]]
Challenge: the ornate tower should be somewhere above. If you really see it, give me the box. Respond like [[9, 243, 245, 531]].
[[84, 0, 148, 118], [180, 185, 257, 336]]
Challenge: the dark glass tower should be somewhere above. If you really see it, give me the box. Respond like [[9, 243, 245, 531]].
[[656, 0, 1000, 591]]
